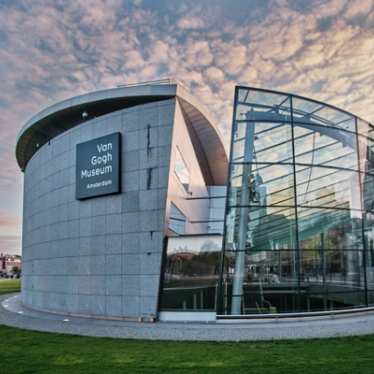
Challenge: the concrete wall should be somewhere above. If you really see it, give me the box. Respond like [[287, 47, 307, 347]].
[[22, 99, 175, 319]]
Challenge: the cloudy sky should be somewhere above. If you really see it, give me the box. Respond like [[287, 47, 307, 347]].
[[0, 0, 373, 254]]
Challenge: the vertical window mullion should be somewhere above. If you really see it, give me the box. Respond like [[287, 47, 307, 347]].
[[290, 95, 302, 311], [355, 118, 369, 306]]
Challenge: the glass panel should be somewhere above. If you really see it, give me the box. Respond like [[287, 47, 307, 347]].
[[358, 132, 374, 174], [293, 124, 358, 170], [220, 250, 298, 314], [239, 89, 289, 107], [295, 166, 361, 211], [366, 291, 374, 306], [232, 122, 293, 163], [300, 291, 366, 311], [361, 173, 374, 213], [238, 87, 249, 103], [174, 148, 190, 192], [169, 203, 186, 235], [301, 249, 364, 287], [229, 163, 295, 207], [357, 118, 374, 138], [300, 249, 365, 311], [292, 96, 323, 115], [224, 206, 297, 252], [297, 207, 363, 251], [363, 212, 374, 296], [160, 236, 221, 311], [292, 97, 355, 132], [236, 90, 291, 121]]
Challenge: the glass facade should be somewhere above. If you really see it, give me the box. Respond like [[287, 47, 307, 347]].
[[169, 203, 187, 235], [218, 86, 374, 315]]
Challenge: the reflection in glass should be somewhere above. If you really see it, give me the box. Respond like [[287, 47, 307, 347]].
[[174, 147, 190, 192], [293, 125, 358, 170], [295, 166, 361, 211], [292, 96, 356, 132], [160, 236, 222, 311], [218, 87, 374, 315], [358, 124, 374, 174], [169, 203, 186, 235]]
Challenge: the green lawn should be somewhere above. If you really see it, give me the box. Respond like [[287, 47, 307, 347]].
[[0, 278, 21, 294], [0, 325, 374, 373], [1, 279, 374, 373]]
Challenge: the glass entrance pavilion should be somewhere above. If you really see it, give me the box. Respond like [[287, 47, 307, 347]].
[[218, 86, 374, 316]]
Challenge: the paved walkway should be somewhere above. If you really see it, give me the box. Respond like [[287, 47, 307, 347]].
[[2, 293, 374, 341]]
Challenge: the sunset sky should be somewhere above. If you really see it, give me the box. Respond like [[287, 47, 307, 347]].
[[0, 0, 373, 254]]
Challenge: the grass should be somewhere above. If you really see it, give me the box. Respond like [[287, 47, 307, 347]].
[[1, 280, 374, 373], [1, 326, 374, 373], [0, 278, 21, 294]]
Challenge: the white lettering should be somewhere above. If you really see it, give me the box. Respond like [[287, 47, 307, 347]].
[[86, 180, 113, 189], [97, 142, 113, 153], [81, 165, 113, 179], [91, 152, 113, 166]]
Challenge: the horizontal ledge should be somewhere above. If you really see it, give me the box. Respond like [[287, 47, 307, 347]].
[[217, 305, 374, 320]]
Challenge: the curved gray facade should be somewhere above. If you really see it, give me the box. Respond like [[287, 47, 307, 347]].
[[19, 82, 228, 319]]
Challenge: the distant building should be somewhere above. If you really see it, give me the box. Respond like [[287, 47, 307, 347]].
[[0, 254, 22, 277]]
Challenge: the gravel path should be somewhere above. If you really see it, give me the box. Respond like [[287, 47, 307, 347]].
[[2, 293, 374, 341]]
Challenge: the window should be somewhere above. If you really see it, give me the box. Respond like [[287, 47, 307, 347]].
[[169, 203, 186, 235], [160, 235, 222, 311], [174, 148, 190, 193]]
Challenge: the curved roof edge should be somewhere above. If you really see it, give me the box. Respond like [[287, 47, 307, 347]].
[[16, 82, 228, 185]]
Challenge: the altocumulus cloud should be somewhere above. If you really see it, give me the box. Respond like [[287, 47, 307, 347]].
[[0, 0, 373, 253]]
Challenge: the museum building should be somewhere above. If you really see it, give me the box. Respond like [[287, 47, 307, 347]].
[[16, 80, 374, 321]]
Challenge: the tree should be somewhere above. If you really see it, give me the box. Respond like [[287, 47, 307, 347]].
[[11, 266, 21, 277]]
